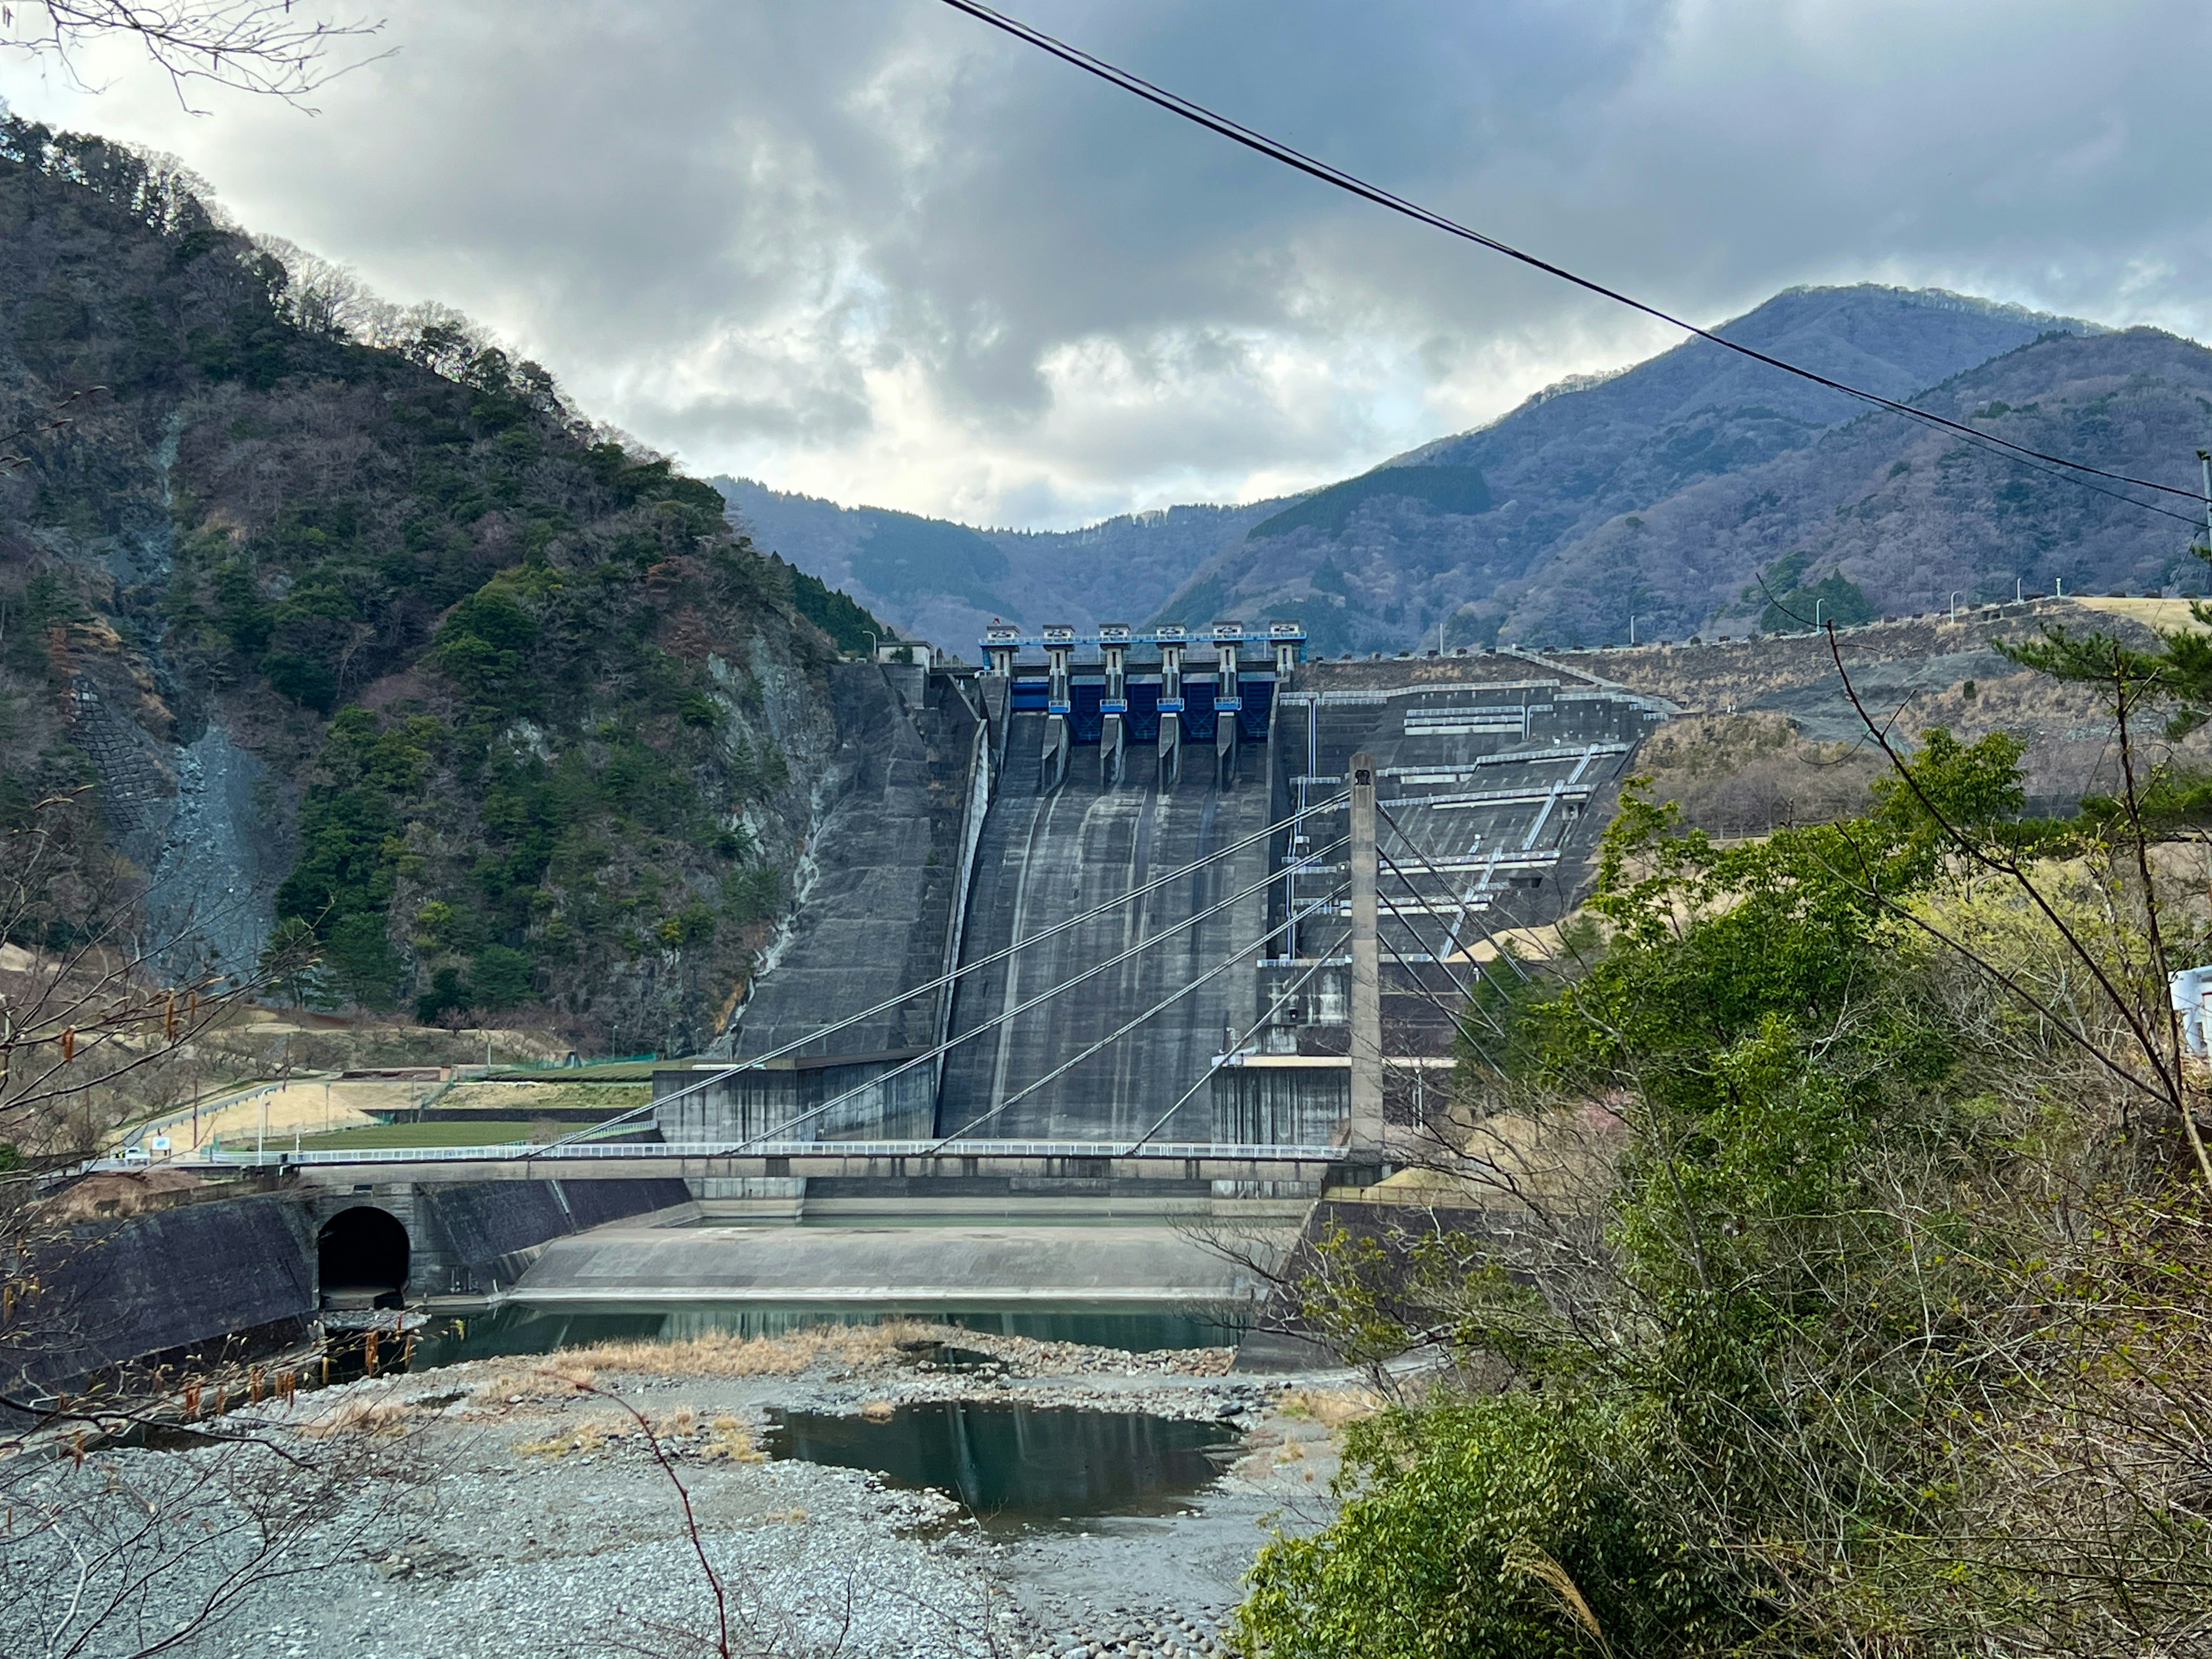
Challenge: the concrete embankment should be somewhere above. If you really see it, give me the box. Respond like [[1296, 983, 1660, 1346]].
[[505, 1220, 1283, 1305], [6, 1191, 320, 1398], [3, 1175, 692, 1398]]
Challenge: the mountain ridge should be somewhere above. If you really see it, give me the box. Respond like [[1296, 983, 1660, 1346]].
[[721, 283, 2162, 656]]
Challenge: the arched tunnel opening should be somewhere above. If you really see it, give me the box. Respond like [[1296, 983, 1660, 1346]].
[[317, 1206, 410, 1309]]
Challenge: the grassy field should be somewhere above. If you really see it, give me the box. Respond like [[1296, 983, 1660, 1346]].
[[2074, 595, 2210, 632], [439, 1081, 653, 1113], [286, 1120, 543, 1150]]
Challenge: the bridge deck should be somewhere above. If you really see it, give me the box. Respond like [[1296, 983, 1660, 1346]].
[[117, 1139, 1368, 1184]]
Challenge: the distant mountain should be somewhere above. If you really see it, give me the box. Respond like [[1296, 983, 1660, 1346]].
[[1160, 285, 2111, 651], [1495, 325, 2212, 645], [721, 285, 2212, 656], [713, 478, 1281, 656]]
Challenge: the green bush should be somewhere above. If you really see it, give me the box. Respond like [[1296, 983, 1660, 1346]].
[[1243, 1393, 1738, 1658]]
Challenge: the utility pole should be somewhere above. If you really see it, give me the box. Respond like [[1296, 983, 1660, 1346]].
[[2198, 450, 2211, 553], [1346, 752, 1384, 1150]]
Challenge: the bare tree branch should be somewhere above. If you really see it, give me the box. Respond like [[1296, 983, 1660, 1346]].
[[1, 1, 388, 113]]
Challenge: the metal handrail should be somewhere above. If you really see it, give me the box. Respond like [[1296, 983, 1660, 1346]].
[[140, 1137, 1354, 1168]]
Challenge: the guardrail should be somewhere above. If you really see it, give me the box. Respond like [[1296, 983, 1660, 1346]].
[[104, 1138, 1355, 1169], [116, 1079, 289, 1150]]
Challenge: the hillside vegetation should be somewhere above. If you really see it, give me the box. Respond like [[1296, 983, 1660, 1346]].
[[1248, 654, 2212, 1653], [0, 117, 885, 1053]]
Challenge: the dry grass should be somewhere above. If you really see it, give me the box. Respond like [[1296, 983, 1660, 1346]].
[[296, 1397, 416, 1440], [467, 1358, 596, 1405], [2075, 595, 2211, 633], [513, 1412, 628, 1459], [700, 1415, 764, 1463], [1275, 1387, 1380, 1429], [514, 1406, 767, 1463], [552, 1320, 934, 1380]]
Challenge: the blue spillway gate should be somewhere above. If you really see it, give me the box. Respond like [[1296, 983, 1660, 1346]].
[[1008, 674, 1276, 744]]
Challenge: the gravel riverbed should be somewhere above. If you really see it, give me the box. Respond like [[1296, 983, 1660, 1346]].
[[3, 1327, 1359, 1658]]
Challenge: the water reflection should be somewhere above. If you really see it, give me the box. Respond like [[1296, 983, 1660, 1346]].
[[762, 1403, 1238, 1528]]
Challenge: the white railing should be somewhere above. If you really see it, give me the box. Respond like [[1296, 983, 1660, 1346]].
[[138, 1138, 1354, 1169]]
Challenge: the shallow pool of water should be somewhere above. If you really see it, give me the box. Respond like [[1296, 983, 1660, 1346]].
[[402, 1301, 1243, 1370], [761, 1402, 1239, 1528]]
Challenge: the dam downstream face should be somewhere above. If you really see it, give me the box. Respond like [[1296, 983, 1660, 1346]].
[[937, 710, 1271, 1143], [680, 652, 1664, 1158]]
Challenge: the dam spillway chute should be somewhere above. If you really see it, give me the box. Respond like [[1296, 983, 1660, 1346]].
[[653, 624, 1666, 1185]]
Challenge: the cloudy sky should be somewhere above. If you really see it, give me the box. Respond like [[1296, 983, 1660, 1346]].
[[4, 1, 2208, 528]]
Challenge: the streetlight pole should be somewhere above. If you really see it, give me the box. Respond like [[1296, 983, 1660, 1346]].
[[1813, 599, 1825, 633], [1949, 591, 1962, 623], [2015, 577, 2024, 604]]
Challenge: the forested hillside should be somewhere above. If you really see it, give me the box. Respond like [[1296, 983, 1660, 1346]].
[[0, 117, 884, 1052]]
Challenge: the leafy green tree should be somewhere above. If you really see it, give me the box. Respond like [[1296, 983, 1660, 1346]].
[[256, 916, 334, 1009], [469, 945, 533, 1008], [1237, 726, 2170, 1659], [414, 965, 472, 1028]]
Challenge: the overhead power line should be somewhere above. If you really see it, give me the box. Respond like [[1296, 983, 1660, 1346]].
[[531, 789, 1349, 1155], [719, 833, 1349, 1154], [938, 0, 2210, 530]]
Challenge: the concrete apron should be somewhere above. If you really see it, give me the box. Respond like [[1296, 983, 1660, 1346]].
[[499, 1219, 1291, 1305]]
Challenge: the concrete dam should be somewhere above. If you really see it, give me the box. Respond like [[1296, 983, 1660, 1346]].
[[47, 629, 1671, 1379], [654, 625, 1671, 1160]]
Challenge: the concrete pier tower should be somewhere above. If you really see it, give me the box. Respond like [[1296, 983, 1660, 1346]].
[[1040, 623, 1075, 793], [1155, 624, 1187, 790], [1211, 620, 1243, 789], [1098, 623, 1131, 787], [1347, 749, 1385, 1149], [982, 620, 1020, 679], [1269, 619, 1306, 678]]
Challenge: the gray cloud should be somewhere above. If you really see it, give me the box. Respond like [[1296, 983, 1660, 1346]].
[[6, 0, 2209, 526]]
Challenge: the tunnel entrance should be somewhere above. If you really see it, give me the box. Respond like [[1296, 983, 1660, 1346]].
[[317, 1206, 410, 1309]]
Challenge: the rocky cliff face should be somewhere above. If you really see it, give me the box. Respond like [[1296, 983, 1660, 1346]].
[[0, 118, 867, 1051]]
